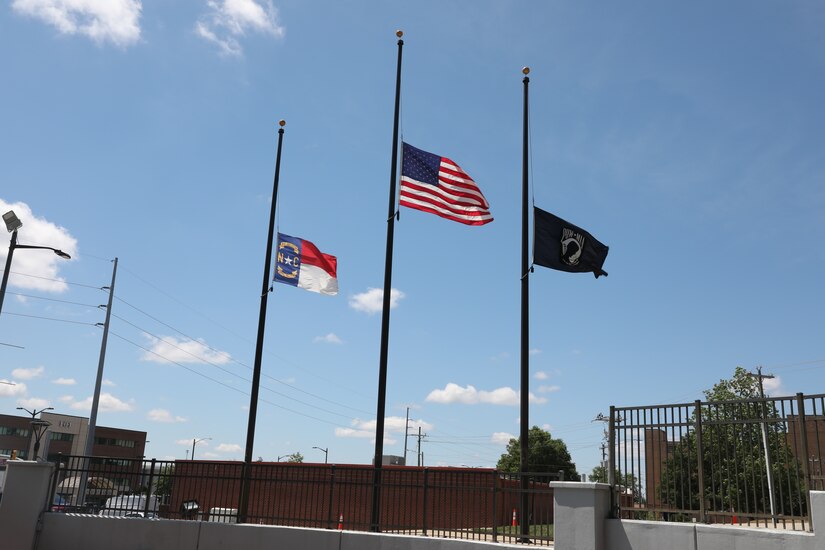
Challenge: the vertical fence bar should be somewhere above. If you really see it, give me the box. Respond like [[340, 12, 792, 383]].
[[422, 467, 429, 536], [144, 458, 156, 516], [608, 406, 617, 517], [796, 393, 812, 531], [694, 400, 705, 523], [491, 469, 498, 542]]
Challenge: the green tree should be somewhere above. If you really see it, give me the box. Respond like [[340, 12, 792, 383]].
[[496, 426, 578, 479], [659, 367, 804, 518], [286, 452, 304, 463], [590, 466, 643, 503]]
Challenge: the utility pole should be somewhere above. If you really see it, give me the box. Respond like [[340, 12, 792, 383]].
[[750, 366, 777, 528], [416, 427, 427, 467], [403, 407, 410, 465]]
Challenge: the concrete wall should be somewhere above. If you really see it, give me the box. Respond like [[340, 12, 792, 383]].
[[0, 461, 54, 550], [552, 481, 824, 550], [36, 515, 523, 550]]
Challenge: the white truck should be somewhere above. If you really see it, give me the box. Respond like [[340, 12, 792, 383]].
[[99, 494, 159, 518]]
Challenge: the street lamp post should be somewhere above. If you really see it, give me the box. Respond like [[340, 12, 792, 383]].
[[1, 211, 71, 316], [192, 437, 211, 460], [277, 455, 289, 462], [16, 406, 54, 460], [312, 446, 328, 464]]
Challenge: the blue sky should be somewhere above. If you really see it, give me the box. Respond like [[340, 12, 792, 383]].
[[1, 1, 824, 473]]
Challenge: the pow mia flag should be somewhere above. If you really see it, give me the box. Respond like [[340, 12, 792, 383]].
[[533, 207, 609, 278]]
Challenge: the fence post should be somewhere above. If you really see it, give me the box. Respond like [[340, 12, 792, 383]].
[[492, 469, 498, 542], [327, 465, 336, 530], [144, 458, 156, 516], [422, 468, 429, 536], [694, 400, 706, 523], [796, 392, 813, 531], [608, 406, 617, 518]]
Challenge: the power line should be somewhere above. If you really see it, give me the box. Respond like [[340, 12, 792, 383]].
[[108, 330, 353, 429], [108, 313, 364, 420], [5, 291, 101, 309], [2, 312, 99, 326], [112, 297, 372, 415]]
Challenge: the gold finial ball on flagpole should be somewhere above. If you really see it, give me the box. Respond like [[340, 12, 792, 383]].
[[522, 67, 530, 75], [396, 30, 403, 38], [278, 119, 286, 127]]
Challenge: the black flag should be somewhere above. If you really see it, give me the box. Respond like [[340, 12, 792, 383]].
[[533, 207, 609, 278]]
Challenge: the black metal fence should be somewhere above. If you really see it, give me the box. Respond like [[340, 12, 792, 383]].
[[48, 455, 562, 545], [609, 392, 825, 529]]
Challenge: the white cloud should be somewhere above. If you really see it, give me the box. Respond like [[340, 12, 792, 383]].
[[11, 0, 141, 47], [176, 439, 198, 447], [196, 0, 285, 57], [763, 376, 783, 396], [349, 288, 405, 315], [147, 408, 187, 423], [52, 377, 76, 385], [0, 380, 26, 397], [17, 397, 50, 410], [103, 379, 116, 387], [12, 366, 45, 380], [215, 443, 242, 453], [58, 395, 74, 404], [529, 348, 542, 356], [141, 335, 232, 365], [534, 371, 548, 380], [68, 392, 134, 413], [335, 416, 430, 445], [491, 432, 515, 445], [313, 333, 342, 345], [0, 200, 76, 294], [537, 385, 561, 394], [425, 383, 547, 406], [490, 352, 510, 363], [201, 451, 220, 459]]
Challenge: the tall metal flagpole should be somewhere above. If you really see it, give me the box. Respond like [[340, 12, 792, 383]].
[[239, 119, 286, 523], [371, 30, 404, 533], [519, 67, 531, 542]]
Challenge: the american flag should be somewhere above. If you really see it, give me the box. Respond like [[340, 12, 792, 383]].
[[399, 142, 493, 226]]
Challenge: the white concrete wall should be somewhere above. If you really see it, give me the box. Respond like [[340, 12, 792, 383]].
[[0, 461, 54, 550], [36, 516, 524, 550], [551, 481, 824, 550]]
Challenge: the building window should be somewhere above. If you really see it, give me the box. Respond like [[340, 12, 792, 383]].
[[49, 432, 74, 442], [94, 437, 137, 448], [0, 426, 31, 437]]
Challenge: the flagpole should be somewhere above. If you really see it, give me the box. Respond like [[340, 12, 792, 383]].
[[519, 66, 531, 542], [371, 30, 404, 533], [239, 119, 286, 523]]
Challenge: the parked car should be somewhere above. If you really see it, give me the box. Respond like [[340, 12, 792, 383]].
[[51, 494, 70, 512], [99, 494, 158, 517]]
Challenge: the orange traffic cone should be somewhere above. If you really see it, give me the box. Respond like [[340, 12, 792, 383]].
[[338, 513, 344, 530], [511, 508, 517, 527]]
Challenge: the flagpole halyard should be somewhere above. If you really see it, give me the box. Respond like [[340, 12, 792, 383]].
[[371, 30, 404, 533]]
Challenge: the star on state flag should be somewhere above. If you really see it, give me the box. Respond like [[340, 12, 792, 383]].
[[273, 233, 338, 296]]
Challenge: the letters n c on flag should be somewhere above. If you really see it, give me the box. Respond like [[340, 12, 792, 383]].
[[399, 142, 493, 226], [533, 207, 609, 278], [274, 233, 339, 295]]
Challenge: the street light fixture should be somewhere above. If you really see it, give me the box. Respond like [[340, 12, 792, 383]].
[[277, 455, 289, 462], [16, 406, 54, 460], [312, 446, 329, 464], [191, 437, 211, 460], [1, 210, 72, 316]]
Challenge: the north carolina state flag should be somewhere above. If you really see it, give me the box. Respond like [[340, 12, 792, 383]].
[[274, 233, 338, 295]]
